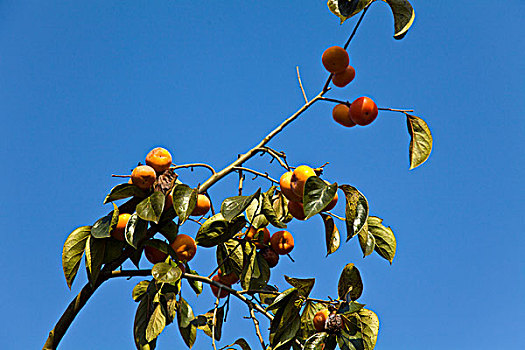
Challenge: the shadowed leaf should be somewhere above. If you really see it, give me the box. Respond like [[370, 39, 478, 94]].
[[62, 226, 91, 289], [217, 239, 244, 277], [134, 296, 156, 349], [261, 186, 287, 228], [195, 213, 246, 248], [171, 184, 198, 224], [357, 222, 375, 257], [304, 332, 329, 350], [103, 183, 145, 204], [368, 216, 396, 264], [137, 192, 165, 224], [406, 114, 432, 169], [85, 235, 106, 286], [125, 213, 149, 249], [338, 263, 363, 301], [303, 177, 338, 219], [221, 189, 261, 222], [195, 305, 225, 340], [339, 185, 369, 241], [285, 276, 315, 298], [185, 264, 203, 295], [177, 297, 197, 348], [321, 213, 340, 256]]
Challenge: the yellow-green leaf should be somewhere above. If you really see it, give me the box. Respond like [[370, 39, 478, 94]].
[[406, 114, 432, 170], [62, 226, 91, 289]]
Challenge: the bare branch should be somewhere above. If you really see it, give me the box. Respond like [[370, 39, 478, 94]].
[[296, 66, 308, 103], [172, 163, 216, 175], [250, 307, 266, 350], [256, 147, 290, 171], [233, 166, 279, 184]]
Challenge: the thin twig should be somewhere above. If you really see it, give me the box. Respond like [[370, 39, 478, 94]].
[[250, 307, 266, 350], [256, 147, 290, 171], [172, 163, 216, 175], [326, 211, 345, 221], [296, 66, 308, 103], [238, 155, 244, 196], [378, 107, 414, 113], [212, 293, 220, 350], [232, 167, 279, 184], [111, 174, 131, 178]]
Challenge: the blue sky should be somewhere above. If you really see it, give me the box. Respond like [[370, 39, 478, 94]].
[[1, 1, 524, 349]]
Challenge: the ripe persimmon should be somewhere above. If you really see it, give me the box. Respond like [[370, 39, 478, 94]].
[[131, 165, 156, 190], [288, 201, 306, 221], [191, 194, 211, 216], [211, 274, 230, 298], [270, 230, 294, 255], [290, 165, 316, 198], [332, 65, 355, 87], [245, 227, 270, 248], [111, 213, 131, 241], [332, 104, 356, 128], [145, 147, 172, 173], [313, 309, 330, 332], [279, 171, 302, 202], [322, 46, 349, 74], [144, 245, 168, 264], [349, 97, 378, 126], [170, 234, 197, 262], [324, 191, 338, 212]]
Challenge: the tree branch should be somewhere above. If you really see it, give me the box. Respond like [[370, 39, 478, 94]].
[[233, 167, 279, 184], [250, 307, 266, 350], [172, 163, 216, 175]]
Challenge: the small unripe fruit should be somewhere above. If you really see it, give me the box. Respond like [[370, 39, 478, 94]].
[[332, 104, 356, 128], [332, 65, 355, 87], [260, 247, 279, 268], [349, 97, 378, 126], [322, 46, 350, 74], [191, 194, 211, 216], [313, 309, 330, 332]]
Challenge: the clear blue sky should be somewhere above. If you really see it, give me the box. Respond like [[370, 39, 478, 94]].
[[1, 1, 523, 349]]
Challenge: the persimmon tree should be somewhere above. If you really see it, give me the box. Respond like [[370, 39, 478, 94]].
[[44, 1, 432, 350]]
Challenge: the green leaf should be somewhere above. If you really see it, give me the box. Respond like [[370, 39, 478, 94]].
[[91, 203, 119, 239], [177, 297, 197, 348], [266, 287, 298, 312], [357, 222, 375, 257], [134, 297, 156, 349], [185, 264, 203, 295], [216, 239, 244, 277], [103, 183, 146, 204], [273, 191, 293, 223], [125, 213, 149, 248], [171, 184, 198, 224], [137, 192, 165, 224], [303, 177, 338, 219], [245, 195, 269, 229], [195, 305, 225, 340], [145, 304, 166, 342], [338, 301, 366, 315], [221, 338, 252, 350], [261, 186, 287, 228], [358, 308, 379, 350], [368, 216, 396, 264], [143, 239, 177, 262], [406, 114, 432, 169], [221, 189, 261, 222], [158, 220, 179, 242], [132, 280, 150, 302], [85, 235, 106, 286], [269, 292, 302, 350], [195, 213, 246, 248], [321, 213, 340, 256], [304, 332, 329, 350], [151, 262, 182, 284], [241, 244, 271, 290], [384, 0, 416, 39], [337, 330, 364, 350], [62, 226, 91, 289], [284, 276, 315, 298], [103, 238, 125, 263], [327, 0, 374, 23], [299, 302, 327, 342], [339, 185, 369, 241], [337, 263, 363, 301]]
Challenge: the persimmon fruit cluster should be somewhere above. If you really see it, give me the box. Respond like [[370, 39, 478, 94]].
[[322, 46, 355, 88], [332, 96, 378, 128]]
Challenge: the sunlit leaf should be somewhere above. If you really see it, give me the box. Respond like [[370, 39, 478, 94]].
[[245, 195, 270, 229], [171, 184, 198, 224], [368, 216, 396, 264], [359, 308, 379, 350], [406, 114, 432, 169], [145, 304, 166, 342], [261, 187, 287, 228], [337, 263, 363, 301], [62, 226, 91, 289], [321, 213, 340, 256], [195, 213, 246, 248], [177, 297, 197, 348], [304, 332, 329, 350], [134, 296, 156, 349], [137, 192, 165, 224], [91, 203, 119, 238], [357, 222, 375, 257], [303, 177, 338, 219], [221, 189, 260, 222], [284, 276, 315, 298], [339, 185, 369, 241], [300, 302, 327, 342], [103, 183, 145, 204], [151, 262, 182, 284], [132, 280, 150, 302]]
